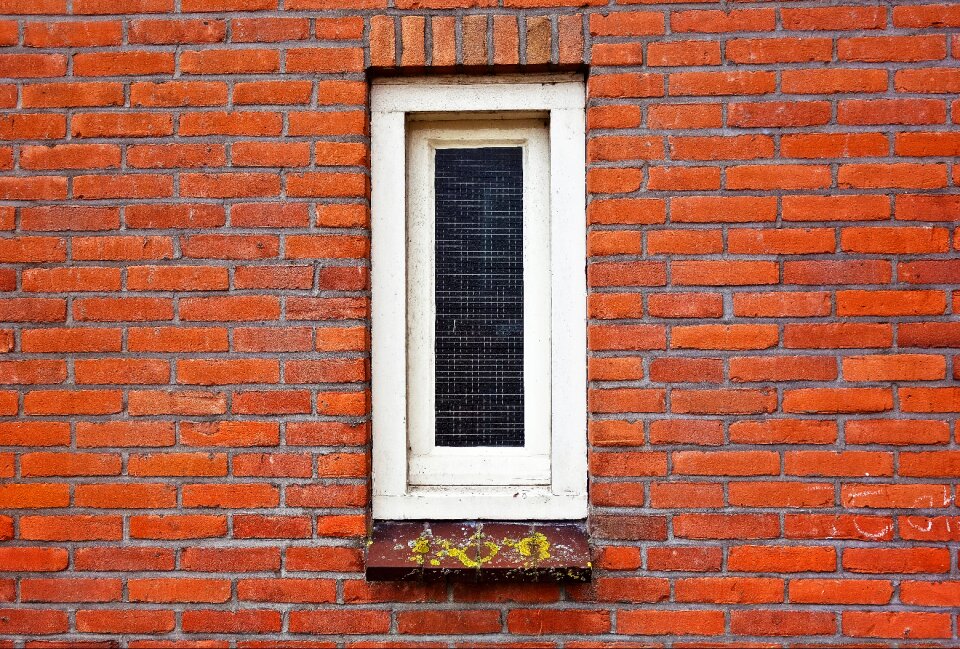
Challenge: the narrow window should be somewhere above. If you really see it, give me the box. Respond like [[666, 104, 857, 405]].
[[371, 77, 586, 520]]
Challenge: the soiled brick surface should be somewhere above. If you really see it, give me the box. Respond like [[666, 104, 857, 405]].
[[0, 0, 959, 645]]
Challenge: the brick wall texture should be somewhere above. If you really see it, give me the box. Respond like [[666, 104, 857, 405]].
[[1, 0, 959, 645]]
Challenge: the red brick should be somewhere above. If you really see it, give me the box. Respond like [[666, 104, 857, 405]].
[[24, 389, 122, 415], [673, 450, 778, 476], [648, 103, 721, 129], [843, 611, 951, 640], [181, 609, 281, 634], [728, 545, 836, 573], [791, 579, 893, 605], [839, 100, 946, 127], [729, 481, 834, 508], [588, 420, 644, 447], [289, 610, 391, 635], [590, 73, 664, 99], [591, 42, 644, 66], [671, 324, 778, 350], [21, 577, 122, 603], [0, 609, 69, 634], [21, 452, 121, 477], [675, 577, 783, 604], [0, 0, 67, 13], [901, 387, 960, 413], [896, 67, 960, 94], [648, 482, 722, 509], [649, 420, 723, 446], [128, 144, 225, 169], [674, 514, 779, 540], [232, 17, 308, 42], [647, 293, 723, 319], [181, 48, 278, 74], [129, 578, 230, 603], [726, 38, 831, 64], [129, 515, 227, 540], [730, 610, 835, 637], [128, 390, 226, 416], [23, 267, 120, 293], [673, 389, 777, 415], [837, 289, 946, 316], [128, 453, 227, 477], [733, 292, 831, 318], [731, 356, 836, 382], [129, 18, 225, 44], [590, 12, 663, 36], [398, 610, 501, 635], [131, 81, 227, 107], [648, 166, 720, 191], [839, 35, 947, 62], [646, 547, 721, 572], [235, 515, 312, 540], [783, 194, 890, 222], [0, 177, 67, 200], [786, 451, 893, 478], [672, 195, 777, 223], [591, 451, 666, 478], [672, 9, 775, 33], [74, 547, 174, 572], [286, 47, 364, 73], [782, 6, 886, 31], [508, 609, 609, 635], [783, 132, 888, 158], [671, 135, 773, 161], [74, 51, 173, 76], [785, 514, 893, 541], [843, 547, 950, 574], [76, 483, 175, 509], [843, 354, 946, 381], [182, 484, 280, 508], [76, 610, 174, 634], [901, 581, 960, 606], [647, 229, 722, 255], [588, 198, 665, 224], [73, 297, 173, 323], [670, 71, 775, 96], [649, 357, 722, 384], [20, 207, 118, 232], [589, 387, 665, 414], [74, 0, 173, 11]]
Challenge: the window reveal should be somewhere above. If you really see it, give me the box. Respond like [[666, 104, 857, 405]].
[[434, 147, 525, 448]]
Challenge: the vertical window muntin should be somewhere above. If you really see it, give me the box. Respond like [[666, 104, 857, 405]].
[[406, 120, 551, 487], [371, 78, 586, 520]]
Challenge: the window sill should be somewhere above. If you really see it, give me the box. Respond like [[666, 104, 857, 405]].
[[365, 520, 591, 582]]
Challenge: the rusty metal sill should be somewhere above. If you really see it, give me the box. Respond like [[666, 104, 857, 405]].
[[365, 521, 591, 582]]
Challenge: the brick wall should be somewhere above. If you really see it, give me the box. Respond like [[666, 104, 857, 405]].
[[1, 0, 959, 645]]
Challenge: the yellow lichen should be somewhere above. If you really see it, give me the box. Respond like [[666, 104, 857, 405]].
[[408, 536, 432, 565], [503, 532, 551, 564], [403, 528, 555, 570]]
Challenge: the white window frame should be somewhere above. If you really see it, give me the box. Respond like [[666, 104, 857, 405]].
[[370, 76, 587, 520]]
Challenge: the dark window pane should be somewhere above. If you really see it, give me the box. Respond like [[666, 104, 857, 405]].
[[434, 147, 524, 448]]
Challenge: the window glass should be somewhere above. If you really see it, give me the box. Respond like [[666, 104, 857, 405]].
[[434, 147, 525, 448]]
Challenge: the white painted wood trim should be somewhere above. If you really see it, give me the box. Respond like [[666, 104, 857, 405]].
[[370, 78, 587, 520], [405, 120, 552, 488], [375, 488, 588, 521], [372, 78, 584, 114], [549, 107, 588, 497], [370, 110, 408, 500]]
